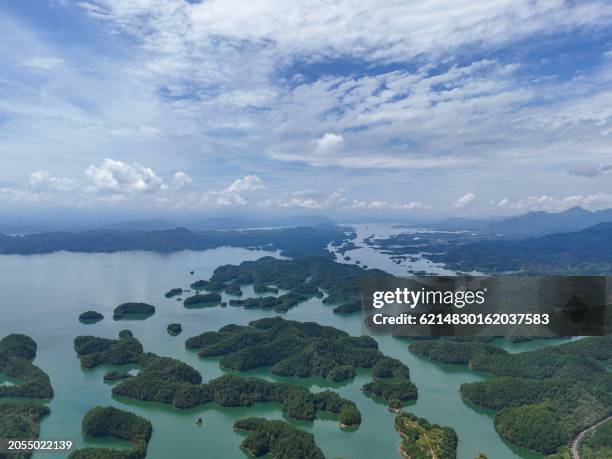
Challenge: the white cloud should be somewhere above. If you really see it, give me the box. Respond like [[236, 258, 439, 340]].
[[495, 193, 612, 212], [452, 192, 476, 209], [171, 171, 193, 188], [213, 175, 266, 207], [291, 189, 319, 198], [273, 187, 430, 210], [29, 170, 76, 191], [84, 0, 612, 63], [362, 200, 429, 210], [68, 0, 612, 175], [274, 188, 345, 209], [3, 166, 407, 211], [214, 193, 246, 207], [281, 197, 324, 209], [84, 158, 167, 194], [2, 164, 272, 210], [345, 200, 430, 210], [225, 175, 265, 194], [0, 187, 48, 204], [1, 159, 180, 208], [315, 133, 344, 154], [264, 60, 539, 169], [3, 2, 612, 214], [20, 56, 65, 72]]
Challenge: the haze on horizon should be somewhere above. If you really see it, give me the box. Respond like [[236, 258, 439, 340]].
[[1, 0, 612, 219]]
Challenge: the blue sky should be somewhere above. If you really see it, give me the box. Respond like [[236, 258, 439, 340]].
[[1, 0, 612, 218]]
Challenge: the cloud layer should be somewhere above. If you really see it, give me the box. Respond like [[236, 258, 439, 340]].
[[1, 159, 611, 215], [1, 1, 612, 215]]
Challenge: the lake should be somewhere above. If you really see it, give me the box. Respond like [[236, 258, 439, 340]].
[[329, 223, 462, 276], [0, 246, 567, 459]]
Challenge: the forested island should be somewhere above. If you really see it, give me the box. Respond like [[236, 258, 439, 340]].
[[112, 303, 156, 320], [0, 334, 53, 458], [103, 370, 133, 382], [190, 279, 209, 290], [395, 412, 457, 459], [362, 357, 417, 407], [183, 293, 221, 308], [409, 339, 505, 364], [411, 337, 612, 455], [74, 331, 361, 427], [228, 291, 323, 313], [362, 220, 612, 274], [0, 334, 53, 399], [0, 402, 50, 459], [115, 371, 361, 428], [185, 316, 379, 380], [68, 406, 152, 459], [164, 288, 183, 298], [234, 417, 325, 459], [74, 332, 143, 369], [167, 323, 182, 336], [224, 281, 243, 296], [8, 221, 612, 458], [78, 311, 104, 323], [200, 256, 390, 313], [186, 317, 417, 407]]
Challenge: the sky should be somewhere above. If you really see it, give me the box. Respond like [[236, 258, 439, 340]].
[[1, 0, 612, 219]]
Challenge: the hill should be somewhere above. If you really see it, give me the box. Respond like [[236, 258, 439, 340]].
[[431, 207, 612, 236], [0, 215, 335, 234], [429, 222, 612, 274], [487, 207, 612, 236], [0, 225, 348, 258], [412, 337, 611, 455]]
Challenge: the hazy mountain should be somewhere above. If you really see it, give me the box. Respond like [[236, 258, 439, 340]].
[[103, 215, 336, 232], [429, 207, 612, 236], [429, 222, 612, 274], [98, 218, 179, 232], [487, 207, 612, 236], [187, 215, 335, 230], [0, 215, 335, 234], [0, 225, 347, 258], [427, 217, 493, 232]]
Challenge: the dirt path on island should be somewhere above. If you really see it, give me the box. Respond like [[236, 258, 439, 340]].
[[571, 415, 612, 459], [397, 417, 437, 459]]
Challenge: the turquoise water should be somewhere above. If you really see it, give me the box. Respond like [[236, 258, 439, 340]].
[[0, 248, 563, 458]]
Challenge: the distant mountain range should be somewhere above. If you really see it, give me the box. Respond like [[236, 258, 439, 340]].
[[100, 215, 336, 232], [487, 207, 612, 235], [3, 208, 612, 237], [434, 207, 612, 236], [1, 214, 611, 275], [0, 215, 335, 235], [429, 221, 612, 274], [0, 225, 348, 258]]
